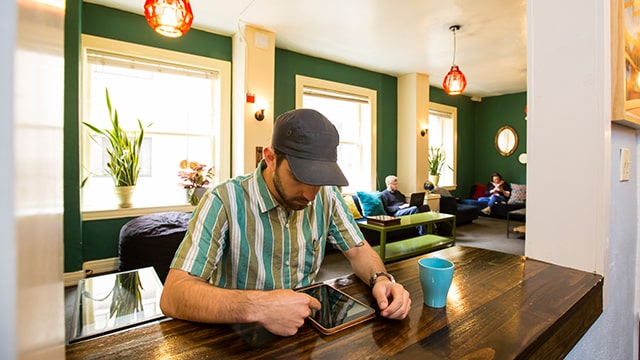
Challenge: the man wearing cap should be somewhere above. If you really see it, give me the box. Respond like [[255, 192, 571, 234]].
[[161, 109, 411, 337]]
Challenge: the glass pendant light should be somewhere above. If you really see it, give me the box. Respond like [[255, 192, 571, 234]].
[[442, 25, 467, 95], [144, 0, 194, 38]]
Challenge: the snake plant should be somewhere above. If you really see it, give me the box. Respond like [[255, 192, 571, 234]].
[[83, 88, 148, 187]]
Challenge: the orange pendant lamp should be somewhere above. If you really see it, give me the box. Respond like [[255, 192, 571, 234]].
[[442, 25, 467, 95], [144, 0, 194, 38]]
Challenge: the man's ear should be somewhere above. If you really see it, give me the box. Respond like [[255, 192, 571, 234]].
[[263, 147, 277, 170]]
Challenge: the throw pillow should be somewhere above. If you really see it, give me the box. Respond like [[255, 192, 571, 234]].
[[472, 184, 486, 200], [343, 195, 363, 220], [355, 191, 387, 216], [508, 183, 526, 204]]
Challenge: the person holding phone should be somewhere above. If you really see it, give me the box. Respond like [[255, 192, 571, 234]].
[[478, 172, 512, 215], [160, 109, 411, 337]]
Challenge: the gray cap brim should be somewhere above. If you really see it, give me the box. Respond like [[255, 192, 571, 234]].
[[286, 154, 349, 186]]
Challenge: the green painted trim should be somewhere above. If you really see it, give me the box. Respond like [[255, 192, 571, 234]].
[[63, 0, 83, 272], [274, 49, 397, 190]]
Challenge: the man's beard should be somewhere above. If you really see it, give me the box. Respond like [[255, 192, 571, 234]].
[[273, 166, 311, 211]]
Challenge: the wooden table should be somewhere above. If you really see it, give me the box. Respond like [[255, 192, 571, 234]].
[[66, 246, 603, 360], [358, 212, 456, 262]]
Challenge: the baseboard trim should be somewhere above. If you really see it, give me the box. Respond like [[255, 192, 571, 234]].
[[82, 257, 119, 276]]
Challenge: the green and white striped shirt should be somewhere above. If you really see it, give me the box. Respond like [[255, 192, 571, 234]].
[[171, 162, 364, 290]]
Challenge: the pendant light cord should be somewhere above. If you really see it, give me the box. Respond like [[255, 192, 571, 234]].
[[452, 28, 457, 65], [450, 25, 460, 66]]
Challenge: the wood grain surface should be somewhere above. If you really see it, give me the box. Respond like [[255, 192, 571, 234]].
[[66, 246, 602, 359]]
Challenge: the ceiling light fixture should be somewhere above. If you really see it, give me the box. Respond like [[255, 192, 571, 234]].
[[442, 25, 467, 96], [144, 0, 194, 38]]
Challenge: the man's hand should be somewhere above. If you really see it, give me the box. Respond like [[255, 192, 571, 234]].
[[160, 269, 321, 337], [399, 203, 410, 209], [371, 279, 411, 320], [253, 289, 321, 336]]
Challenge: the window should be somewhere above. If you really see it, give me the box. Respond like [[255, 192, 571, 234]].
[[428, 102, 457, 189], [81, 35, 230, 216], [296, 75, 377, 193]]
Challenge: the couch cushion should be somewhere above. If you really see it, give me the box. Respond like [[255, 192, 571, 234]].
[[356, 191, 387, 216], [431, 187, 452, 197], [343, 194, 363, 219], [471, 183, 487, 200], [508, 183, 526, 204]]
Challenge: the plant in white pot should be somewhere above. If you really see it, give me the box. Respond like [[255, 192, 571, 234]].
[[178, 160, 214, 205], [83, 88, 149, 208], [428, 146, 447, 187]]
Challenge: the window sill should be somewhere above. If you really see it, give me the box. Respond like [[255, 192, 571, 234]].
[[82, 203, 195, 221]]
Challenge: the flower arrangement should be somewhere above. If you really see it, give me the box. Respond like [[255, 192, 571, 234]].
[[178, 160, 214, 205], [178, 160, 214, 189]]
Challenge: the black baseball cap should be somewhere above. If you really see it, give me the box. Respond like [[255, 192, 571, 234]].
[[272, 109, 349, 186]]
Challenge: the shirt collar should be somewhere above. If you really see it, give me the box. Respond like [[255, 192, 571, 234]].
[[253, 159, 279, 213]]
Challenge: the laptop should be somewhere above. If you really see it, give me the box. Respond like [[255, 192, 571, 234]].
[[408, 192, 425, 207]]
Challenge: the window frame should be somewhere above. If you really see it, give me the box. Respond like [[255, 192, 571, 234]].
[[80, 35, 231, 220], [428, 102, 458, 190], [295, 75, 377, 192]]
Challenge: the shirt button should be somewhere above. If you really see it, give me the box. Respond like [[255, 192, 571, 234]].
[[285, 260, 290, 266]]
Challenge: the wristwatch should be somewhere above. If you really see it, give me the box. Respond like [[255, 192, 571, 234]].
[[369, 272, 396, 287]]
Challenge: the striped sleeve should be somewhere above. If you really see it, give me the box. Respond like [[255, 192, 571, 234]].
[[325, 186, 365, 251]]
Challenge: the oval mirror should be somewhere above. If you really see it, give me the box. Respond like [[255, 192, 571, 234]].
[[495, 125, 518, 156]]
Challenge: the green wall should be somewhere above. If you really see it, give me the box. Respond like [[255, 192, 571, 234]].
[[473, 92, 527, 186], [63, 3, 232, 272], [430, 89, 527, 196], [64, 3, 527, 273], [274, 49, 398, 190]]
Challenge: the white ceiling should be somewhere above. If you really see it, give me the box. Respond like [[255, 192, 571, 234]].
[[86, 0, 527, 98]]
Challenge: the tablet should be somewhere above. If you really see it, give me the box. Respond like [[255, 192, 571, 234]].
[[296, 283, 376, 335]]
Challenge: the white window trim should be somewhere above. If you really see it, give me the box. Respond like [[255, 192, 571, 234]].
[[80, 35, 231, 220], [428, 102, 458, 190], [295, 75, 377, 191]]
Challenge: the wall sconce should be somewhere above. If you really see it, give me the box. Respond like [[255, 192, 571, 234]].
[[420, 128, 428, 137], [254, 99, 268, 121]]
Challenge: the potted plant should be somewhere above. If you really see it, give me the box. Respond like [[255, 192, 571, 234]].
[[428, 146, 447, 186], [178, 160, 214, 205], [83, 88, 149, 208]]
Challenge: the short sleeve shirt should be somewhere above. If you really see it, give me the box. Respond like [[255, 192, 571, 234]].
[[171, 161, 365, 290]]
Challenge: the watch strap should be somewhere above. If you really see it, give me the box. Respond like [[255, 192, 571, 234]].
[[369, 272, 396, 287]]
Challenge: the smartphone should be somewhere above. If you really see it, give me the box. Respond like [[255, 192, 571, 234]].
[[296, 283, 376, 335]]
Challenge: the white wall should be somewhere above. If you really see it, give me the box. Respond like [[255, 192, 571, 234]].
[[568, 124, 639, 359], [528, 1, 639, 359], [0, 1, 66, 359]]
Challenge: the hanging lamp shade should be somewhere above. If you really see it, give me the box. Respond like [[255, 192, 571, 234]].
[[442, 25, 467, 95], [442, 65, 467, 95], [144, 0, 194, 38]]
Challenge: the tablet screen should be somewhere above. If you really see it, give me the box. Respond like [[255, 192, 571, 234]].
[[299, 284, 375, 330]]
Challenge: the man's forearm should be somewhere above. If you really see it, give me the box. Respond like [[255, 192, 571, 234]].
[[343, 241, 388, 285], [160, 269, 261, 324]]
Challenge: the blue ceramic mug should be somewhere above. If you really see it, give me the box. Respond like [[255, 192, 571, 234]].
[[418, 257, 454, 308]]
